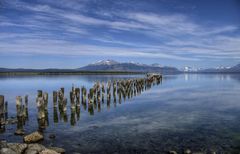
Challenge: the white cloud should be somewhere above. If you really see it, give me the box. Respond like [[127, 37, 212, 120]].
[[1, 0, 240, 63]]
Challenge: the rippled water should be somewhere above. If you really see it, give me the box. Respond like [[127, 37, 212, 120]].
[[1, 74, 240, 154]]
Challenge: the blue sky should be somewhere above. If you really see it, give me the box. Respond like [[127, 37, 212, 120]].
[[0, 0, 240, 69]]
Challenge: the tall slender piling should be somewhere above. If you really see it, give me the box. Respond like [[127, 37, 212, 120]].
[[63, 98, 67, 113], [15, 96, 25, 135], [37, 90, 43, 98], [76, 105, 80, 120], [75, 88, 80, 106], [81, 86, 87, 105], [16, 96, 22, 117], [70, 91, 76, 109], [37, 97, 45, 120], [70, 108, 76, 126], [0, 95, 4, 127], [102, 82, 105, 103], [24, 95, 29, 120], [53, 91, 58, 107], [53, 107, 58, 123], [43, 92, 48, 108], [4, 101, 8, 120]]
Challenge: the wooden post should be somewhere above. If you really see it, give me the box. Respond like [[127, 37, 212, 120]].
[[0, 95, 4, 126], [75, 88, 80, 106], [24, 95, 28, 108], [4, 101, 8, 120], [76, 105, 80, 120], [43, 92, 48, 102], [37, 97, 45, 120], [70, 108, 76, 126], [53, 107, 58, 123], [70, 91, 76, 109], [37, 90, 43, 98], [60, 87, 64, 96], [16, 96, 22, 117], [53, 91, 57, 107], [81, 86, 87, 104], [63, 98, 67, 112], [0, 95, 4, 115], [102, 82, 105, 103]]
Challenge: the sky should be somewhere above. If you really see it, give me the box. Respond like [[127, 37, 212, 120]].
[[0, 0, 240, 69]]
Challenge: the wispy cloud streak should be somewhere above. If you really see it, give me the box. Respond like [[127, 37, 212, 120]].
[[0, 0, 239, 66]]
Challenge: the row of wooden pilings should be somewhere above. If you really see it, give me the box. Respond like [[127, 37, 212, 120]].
[[0, 74, 162, 133]]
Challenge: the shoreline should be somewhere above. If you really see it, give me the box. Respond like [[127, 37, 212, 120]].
[[0, 71, 144, 76]]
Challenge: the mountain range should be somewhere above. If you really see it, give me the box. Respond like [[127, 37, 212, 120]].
[[0, 60, 240, 74], [78, 60, 180, 74], [199, 63, 240, 73]]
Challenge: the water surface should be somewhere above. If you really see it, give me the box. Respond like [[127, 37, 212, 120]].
[[1, 74, 240, 154]]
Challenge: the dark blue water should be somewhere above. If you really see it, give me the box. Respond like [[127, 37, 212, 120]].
[[1, 74, 240, 154]]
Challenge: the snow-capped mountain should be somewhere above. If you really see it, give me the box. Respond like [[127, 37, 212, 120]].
[[90, 60, 119, 66], [151, 63, 162, 67], [78, 60, 180, 74], [199, 63, 240, 73]]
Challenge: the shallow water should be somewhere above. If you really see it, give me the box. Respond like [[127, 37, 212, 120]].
[[1, 74, 240, 153]]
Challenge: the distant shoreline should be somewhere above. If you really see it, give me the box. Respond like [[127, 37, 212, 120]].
[[0, 70, 240, 76], [0, 71, 144, 76]]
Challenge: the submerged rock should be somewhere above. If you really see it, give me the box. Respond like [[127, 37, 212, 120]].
[[14, 129, 25, 136], [48, 147, 65, 154], [0, 140, 7, 148], [24, 149, 38, 154], [48, 134, 56, 139], [0, 140, 66, 154], [0, 148, 17, 154], [39, 149, 59, 154], [7, 143, 28, 154], [24, 131, 44, 143], [184, 149, 191, 154], [169, 150, 177, 154], [24, 143, 46, 154]]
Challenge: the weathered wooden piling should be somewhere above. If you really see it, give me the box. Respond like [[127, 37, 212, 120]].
[[16, 96, 23, 117], [107, 81, 111, 95], [81, 86, 87, 104], [113, 92, 117, 104], [102, 82, 105, 102], [70, 108, 76, 126], [37, 90, 43, 98], [53, 107, 58, 123], [70, 91, 76, 109], [97, 102, 101, 112], [24, 95, 28, 107], [113, 80, 117, 95], [76, 105, 80, 120], [15, 96, 26, 135], [15, 116, 24, 135], [22, 105, 27, 119], [4, 101, 8, 120], [107, 92, 111, 109], [37, 96, 46, 120], [75, 88, 80, 106], [0, 95, 4, 126], [58, 88, 64, 102], [63, 112, 68, 123], [43, 92, 48, 110], [60, 87, 64, 95], [53, 91, 58, 107], [88, 103, 94, 115]]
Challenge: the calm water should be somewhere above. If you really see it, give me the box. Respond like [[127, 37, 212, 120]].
[[1, 74, 240, 154]]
